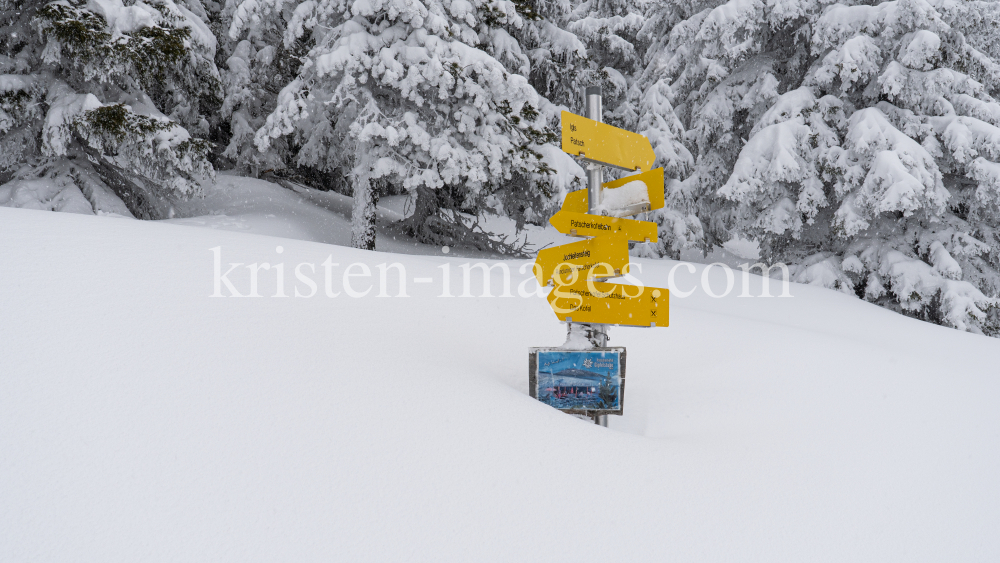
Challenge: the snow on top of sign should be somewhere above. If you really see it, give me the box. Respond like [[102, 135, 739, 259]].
[[595, 180, 650, 217], [0, 74, 31, 93]]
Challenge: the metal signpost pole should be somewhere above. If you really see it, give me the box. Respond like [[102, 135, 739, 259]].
[[585, 85, 608, 427], [585, 86, 604, 219]]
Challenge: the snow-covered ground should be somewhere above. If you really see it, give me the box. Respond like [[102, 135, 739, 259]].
[[3, 196, 1000, 561], [165, 173, 575, 258], [167, 173, 752, 264]]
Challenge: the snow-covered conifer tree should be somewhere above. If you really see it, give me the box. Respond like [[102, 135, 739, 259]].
[[231, 0, 578, 250], [630, 75, 697, 259], [655, 0, 1000, 333], [562, 0, 645, 126], [510, 0, 588, 115], [216, 0, 305, 177], [646, 0, 813, 253], [492, 0, 695, 256], [604, 0, 699, 259], [0, 0, 220, 217]]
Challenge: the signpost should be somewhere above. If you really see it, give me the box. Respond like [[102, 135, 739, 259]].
[[547, 279, 667, 327], [533, 236, 631, 287], [529, 86, 670, 427], [548, 209, 658, 242], [561, 110, 656, 172], [560, 189, 588, 214]]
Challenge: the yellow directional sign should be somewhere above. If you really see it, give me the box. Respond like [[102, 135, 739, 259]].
[[547, 278, 669, 327], [534, 236, 631, 286], [561, 111, 656, 172], [549, 210, 658, 243], [560, 169, 665, 216], [561, 189, 588, 213]]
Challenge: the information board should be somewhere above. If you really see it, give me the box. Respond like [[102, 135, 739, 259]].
[[528, 347, 626, 416]]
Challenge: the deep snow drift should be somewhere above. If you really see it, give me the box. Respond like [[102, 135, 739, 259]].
[[2, 206, 1000, 562], [164, 173, 575, 258]]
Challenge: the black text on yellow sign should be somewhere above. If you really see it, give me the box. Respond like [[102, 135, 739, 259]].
[[549, 210, 658, 243], [534, 236, 630, 286], [561, 111, 656, 172], [546, 278, 669, 327]]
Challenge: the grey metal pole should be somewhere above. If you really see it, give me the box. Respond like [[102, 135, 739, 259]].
[[586, 86, 603, 212], [585, 86, 609, 428]]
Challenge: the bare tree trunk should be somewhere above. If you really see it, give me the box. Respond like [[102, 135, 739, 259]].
[[351, 173, 378, 250]]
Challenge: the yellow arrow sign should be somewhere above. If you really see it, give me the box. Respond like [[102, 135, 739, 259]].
[[562, 111, 656, 172], [560, 169, 665, 216], [547, 278, 669, 327], [534, 236, 631, 286], [549, 210, 658, 243], [561, 189, 588, 213]]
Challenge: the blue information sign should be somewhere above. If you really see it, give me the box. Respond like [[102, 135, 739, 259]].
[[528, 347, 625, 415]]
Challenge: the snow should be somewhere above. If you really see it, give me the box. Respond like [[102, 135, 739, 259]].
[[929, 240, 962, 279], [42, 84, 103, 156], [721, 236, 761, 260], [931, 115, 1000, 165], [0, 178, 94, 214], [697, 0, 764, 55], [752, 86, 815, 133], [85, 0, 156, 37], [167, 174, 414, 252], [844, 107, 947, 216], [271, 2, 561, 205], [3, 198, 1000, 561], [820, 35, 882, 89], [971, 157, 1000, 202], [536, 143, 585, 199], [867, 150, 928, 214], [537, 20, 587, 58], [176, 3, 218, 55], [720, 118, 822, 238], [790, 253, 854, 293], [900, 29, 941, 70], [813, 2, 894, 47], [165, 173, 572, 257], [595, 179, 650, 216], [0, 74, 30, 93], [952, 94, 1000, 127]]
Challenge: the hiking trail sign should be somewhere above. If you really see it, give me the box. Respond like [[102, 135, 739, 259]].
[[548, 210, 658, 242], [534, 235, 631, 287], [561, 110, 656, 172], [533, 113, 670, 328], [547, 278, 667, 327], [530, 87, 669, 424]]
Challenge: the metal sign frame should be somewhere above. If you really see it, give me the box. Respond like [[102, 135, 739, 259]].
[[528, 347, 627, 416]]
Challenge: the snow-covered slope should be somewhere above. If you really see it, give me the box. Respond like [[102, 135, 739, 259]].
[[164, 173, 575, 258], [2, 207, 1000, 562]]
